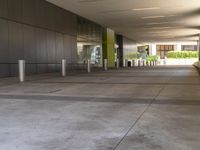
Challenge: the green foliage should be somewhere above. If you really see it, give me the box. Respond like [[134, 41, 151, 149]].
[[167, 51, 198, 59], [146, 55, 158, 61], [124, 52, 140, 60]]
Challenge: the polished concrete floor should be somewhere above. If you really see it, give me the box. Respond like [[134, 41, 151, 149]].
[[0, 66, 200, 150]]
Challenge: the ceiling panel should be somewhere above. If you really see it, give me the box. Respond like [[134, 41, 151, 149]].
[[46, 0, 200, 43]]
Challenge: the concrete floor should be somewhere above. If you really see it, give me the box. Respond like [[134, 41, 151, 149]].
[[0, 66, 200, 150]]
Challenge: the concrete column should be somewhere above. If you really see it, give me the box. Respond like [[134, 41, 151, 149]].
[[87, 59, 91, 73], [18, 60, 25, 82], [61, 59, 66, 77]]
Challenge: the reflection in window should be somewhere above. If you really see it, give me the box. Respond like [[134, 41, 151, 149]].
[[77, 43, 102, 66], [77, 17, 103, 67]]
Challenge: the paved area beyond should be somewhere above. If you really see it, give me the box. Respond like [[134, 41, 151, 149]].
[[0, 66, 200, 150]]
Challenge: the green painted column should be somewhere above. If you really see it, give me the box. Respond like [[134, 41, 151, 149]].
[[102, 28, 116, 68]]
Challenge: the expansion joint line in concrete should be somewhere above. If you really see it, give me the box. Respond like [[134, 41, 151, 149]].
[[112, 83, 167, 150]]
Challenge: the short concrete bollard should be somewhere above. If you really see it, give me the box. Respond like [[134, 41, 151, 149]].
[[155, 61, 158, 66], [61, 59, 66, 77], [132, 60, 136, 67], [150, 61, 152, 66], [104, 59, 108, 71], [123, 59, 126, 67], [126, 59, 129, 67], [143, 60, 146, 67], [116, 59, 119, 69], [138, 60, 141, 67], [146, 61, 149, 66], [18, 60, 25, 82], [87, 59, 91, 73], [153, 61, 156, 66]]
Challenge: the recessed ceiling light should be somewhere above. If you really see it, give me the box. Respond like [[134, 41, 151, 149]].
[[133, 7, 160, 11], [151, 26, 173, 29], [146, 22, 169, 25], [141, 16, 165, 19]]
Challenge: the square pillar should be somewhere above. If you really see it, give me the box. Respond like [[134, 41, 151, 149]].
[[102, 28, 116, 68]]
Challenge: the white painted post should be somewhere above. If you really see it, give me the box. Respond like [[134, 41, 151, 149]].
[[132, 60, 135, 67], [87, 59, 91, 73], [138, 60, 141, 67], [61, 59, 66, 77], [18, 60, 25, 82], [126, 59, 129, 67], [116, 59, 119, 69], [123, 59, 126, 67], [143, 60, 146, 67], [104, 59, 108, 71]]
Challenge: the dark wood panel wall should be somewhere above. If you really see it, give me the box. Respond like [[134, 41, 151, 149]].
[[0, 0, 78, 77], [116, 34, 124, 67]]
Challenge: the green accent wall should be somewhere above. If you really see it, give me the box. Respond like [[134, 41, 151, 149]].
[[102, 28, 115, 68]]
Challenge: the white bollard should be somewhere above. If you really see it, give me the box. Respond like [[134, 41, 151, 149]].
[[126, 60, 129, 67], [150, 61, 153, 66], [132, 60, 135, 67], [104, 59, 108, 71], [123, 59, 126, 67], [18, 60, 25, 82], [143, 60, 146, 67], [87, 59, 91, 73], [61, 59, 66, 77], [116, 59, 119, 69], [138, 60, 141, 67]]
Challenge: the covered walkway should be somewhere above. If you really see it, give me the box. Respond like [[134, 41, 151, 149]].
[[0, 66, 200, 150]]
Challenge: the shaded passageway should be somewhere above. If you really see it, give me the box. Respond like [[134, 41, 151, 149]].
[[0, 66, 200, 150]]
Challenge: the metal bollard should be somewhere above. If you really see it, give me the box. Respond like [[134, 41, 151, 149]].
[[61, 59, 66, 77], [143, 60, 146, 67], [104, 59, 108, 71], [146, 61, 149, 66], [87, 59, 91, 73], [153, 61, 156, 66], [18, 60, 25, 82], [116, 59, 119, 69], [138, 60, 141, 67], [155, 61, 158, 66], [132, 60, 135, 67], [126, 59, 129, 67], [123, 59, 126, 67], [150, 61, 153, 66]]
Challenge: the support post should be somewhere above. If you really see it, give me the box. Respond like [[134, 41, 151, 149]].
[[116, 59, 119, 69], [142, 60, 146, 67], [123, 59, 126, 67], [18, 60, 25, 82], [132, 60, 135, 67], [138, 60, 141, 67], [61, 59, 66, 77], [87, 59, 91, 73], [146, 61, 149, 67], [104, 59, 108, 71]]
